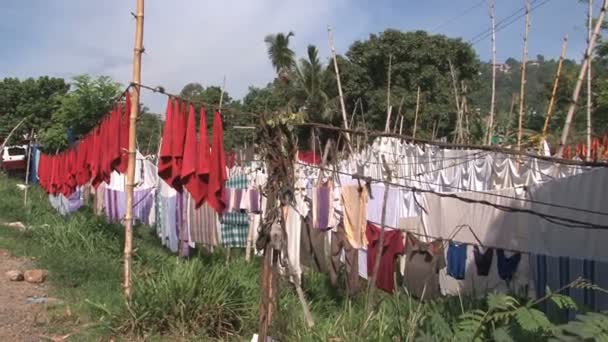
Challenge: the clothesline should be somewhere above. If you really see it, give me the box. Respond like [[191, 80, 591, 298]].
[[294, 161, 608, 229], [366, 219, 528, 256], [299, 122, 608, 168]]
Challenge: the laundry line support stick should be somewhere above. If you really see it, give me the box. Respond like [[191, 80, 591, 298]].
[[23, 129, 34, 207], [413, 86, 421, 139], [448, 59, 463, 144], [488, 0, 497, 145], [385, 54, 393, 133], [124, 0, 145, 300], [587, 0, 594, 161], [365, 156, 392, 317], [327, 26, 352, 149], [517, 0, 531, 152], [542, 36, 568, 139], [558, 0, 608, 157]]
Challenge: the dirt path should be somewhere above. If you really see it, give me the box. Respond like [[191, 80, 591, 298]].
[[0, 248, 49, 342]]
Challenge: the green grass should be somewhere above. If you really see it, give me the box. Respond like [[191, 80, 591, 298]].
[[1, 174, 607, 341]]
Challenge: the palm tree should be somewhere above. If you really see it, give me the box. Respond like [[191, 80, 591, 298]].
[[295, 45, 332, 120], [264, 32, 296, 82]]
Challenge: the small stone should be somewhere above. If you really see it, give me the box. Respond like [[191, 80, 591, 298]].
[[24, 269, 48, 284], [5, 270, 24, 281]]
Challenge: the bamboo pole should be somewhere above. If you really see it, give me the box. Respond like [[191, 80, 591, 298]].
[[124, 0, 145, 300], [487, 0, 497, 145], [587, 0, 594, 161], [23, 129, 34, 207], [365, 155, 392, 317], [0, 118, 26, 153], [558, 0, 608, 157], [413, 86, 421, 139], [327, 26, 351, 145], [219, 75, 226, 112], [542, 35, 568, 137], [385, 55, 393, 132], [517, 0, 531, 151], [448, 59, 463, 143], [505, 93, 517, 142], [393, 94, 404, 134]]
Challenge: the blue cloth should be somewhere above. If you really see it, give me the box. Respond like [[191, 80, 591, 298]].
[[447, 242, 467, 280], [496, 249, 521, 282]]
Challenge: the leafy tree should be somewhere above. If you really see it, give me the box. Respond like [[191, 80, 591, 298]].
[[338, 29, 479, 140], [0, 77, 69, 143], [137, 106, 162, 156], [38, 74, 122, 151]]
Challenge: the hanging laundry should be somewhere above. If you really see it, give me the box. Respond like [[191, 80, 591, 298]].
[[207, 111, 227, 214], [171, 100, 187, 191], [181, 103, 200, 197], [496, 249, 521, 282], [158, 98, 176, 187], [285, 177, 309, 284], [330, 222, 360, 294], [188, 198, 219, 247], [446, 242, 467, 280], [473, 246, 494, 276], [340, 184, 369, 249], [116, 93, 131, 174], [300, 213, 328, 273], [366, 222, 404, 294], [193, 106, 211, 206], [221, 212, 249, 247], [403, 234, 445, 300], [312, 183, 332, 230]]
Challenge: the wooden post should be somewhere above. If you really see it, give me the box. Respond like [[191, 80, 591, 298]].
[[448, 59, 463, 143], [384, 55, 393, 132], [558, 0, 608, 157], [587, 0, 594, 161], [487, 0, 497, 145], [124, 0, 145, 300], [327, 26, 351, 145], [365, 156, 392, 317], [517, 0, 531, 151], [542, 36, 568, 137], [413, 86, 421, 139], [219, 75, 226, 112], [505, 93, 517, 142], [23, 129, 34, 207]]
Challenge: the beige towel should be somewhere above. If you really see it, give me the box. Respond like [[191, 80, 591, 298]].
[[340, 185, 368, 249]]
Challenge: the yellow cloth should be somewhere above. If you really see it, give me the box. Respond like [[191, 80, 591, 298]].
[[340, 185, 368, 249]]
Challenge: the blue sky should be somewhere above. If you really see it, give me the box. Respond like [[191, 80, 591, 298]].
[[0, 0, 599, 113]]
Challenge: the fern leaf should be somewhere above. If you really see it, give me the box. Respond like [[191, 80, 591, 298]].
[[514, 307, 555, 333], [492, 326, 515, 342], [549, 293, 578, 311]]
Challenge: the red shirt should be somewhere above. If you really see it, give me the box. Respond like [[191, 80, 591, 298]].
[[366, 222, 405, 294]]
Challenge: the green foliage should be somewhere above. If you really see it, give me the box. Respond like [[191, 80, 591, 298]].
[[136, 107, 162, 156], [39, 74, 122, 151], [2, 175, 608, 341], [0, 76, 69, 142]]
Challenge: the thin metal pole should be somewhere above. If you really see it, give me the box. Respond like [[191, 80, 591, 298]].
[[488, 0, 497, 145]]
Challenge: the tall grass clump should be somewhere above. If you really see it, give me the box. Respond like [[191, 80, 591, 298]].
[[119, 254, 261, 338]]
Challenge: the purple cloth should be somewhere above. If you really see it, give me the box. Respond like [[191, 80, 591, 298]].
[[249, 189, 261, 213], [104, 188, 154, 225], [314, 186, 331, 230]]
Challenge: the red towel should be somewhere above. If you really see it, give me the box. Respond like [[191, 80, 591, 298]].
[[109, 104, 122, 171], [194, 106, 211, 207], [170, 100, 187, 191], [181, 103, 199, 197], [158, 97, 174, 184], [207, 111, 227, 214], [116, 93, 130, 174]]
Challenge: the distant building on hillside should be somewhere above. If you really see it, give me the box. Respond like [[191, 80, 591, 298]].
[[492, 63, 511, 74]]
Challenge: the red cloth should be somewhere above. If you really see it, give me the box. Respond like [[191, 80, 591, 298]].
[[116, 93, 130, 174], [158, 98, 175, 185], [109, 105, 122, 171], [181, 103, 199, 197], [298, 151, 321, 165], [366, 222, 405, 294], [194, 106, 211, 207], [171, 100, 187, 191], [207, 111, 227, 214]]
